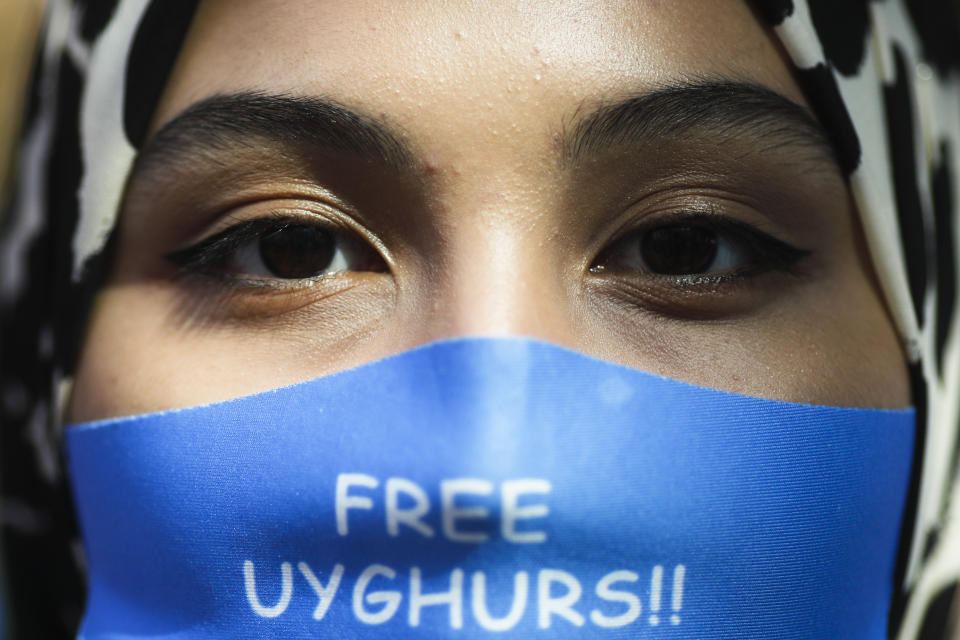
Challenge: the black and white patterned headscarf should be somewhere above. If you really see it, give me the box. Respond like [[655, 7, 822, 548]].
[[1, 1, 958, 638]]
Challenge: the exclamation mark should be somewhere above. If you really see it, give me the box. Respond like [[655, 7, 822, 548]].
[[671, 565, 685, 625], [649, 565, 663, 626]]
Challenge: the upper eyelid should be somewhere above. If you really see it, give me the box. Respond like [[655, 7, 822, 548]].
[[168, 189, 378, 244], [166, 202, 805, 271], [166, 201, 380, 261], [601, 211, 769, 250], [582, 186, 773, 253], [206, 208, 352, 241], [165, 215, 335, 269], [592, 214, 811, 274]]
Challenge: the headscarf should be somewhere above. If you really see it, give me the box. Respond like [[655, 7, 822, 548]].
[[1, 1, 957, 637]]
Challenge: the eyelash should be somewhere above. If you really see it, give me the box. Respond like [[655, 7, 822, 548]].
[[165, 215, 385, 285], [164, 212, 808, 289], [590, 213, 809, 284], [167, 217, 278, 274]]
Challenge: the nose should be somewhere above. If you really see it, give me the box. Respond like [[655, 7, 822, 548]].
[[399, 202, 579, 348]]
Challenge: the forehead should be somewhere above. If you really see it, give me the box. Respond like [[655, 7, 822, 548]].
[[151, 0, 809, 145]]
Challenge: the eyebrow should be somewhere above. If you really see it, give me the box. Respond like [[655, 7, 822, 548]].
[[563, 80, 837, 168], [133, 91, 413, 175], [130, 81, 837, 186]]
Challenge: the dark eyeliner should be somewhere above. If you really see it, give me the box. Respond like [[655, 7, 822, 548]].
[[165, 216, 298, 273], [699, 216, 810, 275], [593, 213, 811, 278]]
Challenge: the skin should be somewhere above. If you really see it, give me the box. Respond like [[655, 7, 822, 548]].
[[67, 0, 910, 423]]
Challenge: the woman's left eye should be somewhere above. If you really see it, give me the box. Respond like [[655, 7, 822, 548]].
[[591, 217, 807, 279], [166, 217, 386, 281]]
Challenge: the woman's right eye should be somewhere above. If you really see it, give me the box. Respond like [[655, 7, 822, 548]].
[[165, 217, 387, 282]]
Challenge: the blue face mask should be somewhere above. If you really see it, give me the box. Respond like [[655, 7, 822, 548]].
[[66, 337, 914, 639]]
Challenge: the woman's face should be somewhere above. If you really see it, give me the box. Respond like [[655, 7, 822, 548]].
[[67, 0, 909, 422]]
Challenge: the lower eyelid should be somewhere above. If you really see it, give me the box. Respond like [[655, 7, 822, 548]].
[[167, 270, 394, 326], [211, 270, 348, 289], [587, 268, 805, 322]]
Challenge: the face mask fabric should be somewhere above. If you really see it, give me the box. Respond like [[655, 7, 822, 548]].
[[67, 337, 915, 639]]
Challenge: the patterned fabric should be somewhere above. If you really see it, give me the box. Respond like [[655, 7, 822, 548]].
[[0, 1, 957, 637]]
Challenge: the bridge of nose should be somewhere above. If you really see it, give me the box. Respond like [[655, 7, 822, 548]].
[[395, 181, 583, 346]]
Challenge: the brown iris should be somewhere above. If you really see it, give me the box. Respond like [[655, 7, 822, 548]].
[[259, 225, 336, 279], [641, 225, 718, 275]]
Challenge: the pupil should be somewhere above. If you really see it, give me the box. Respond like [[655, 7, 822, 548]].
[[259, 225, 335, 278], [641, 225, 718, 275]]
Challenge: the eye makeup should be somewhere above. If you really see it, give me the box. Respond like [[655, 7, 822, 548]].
[[165, 214, 387, 286], [591, 212, 811, 281]]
